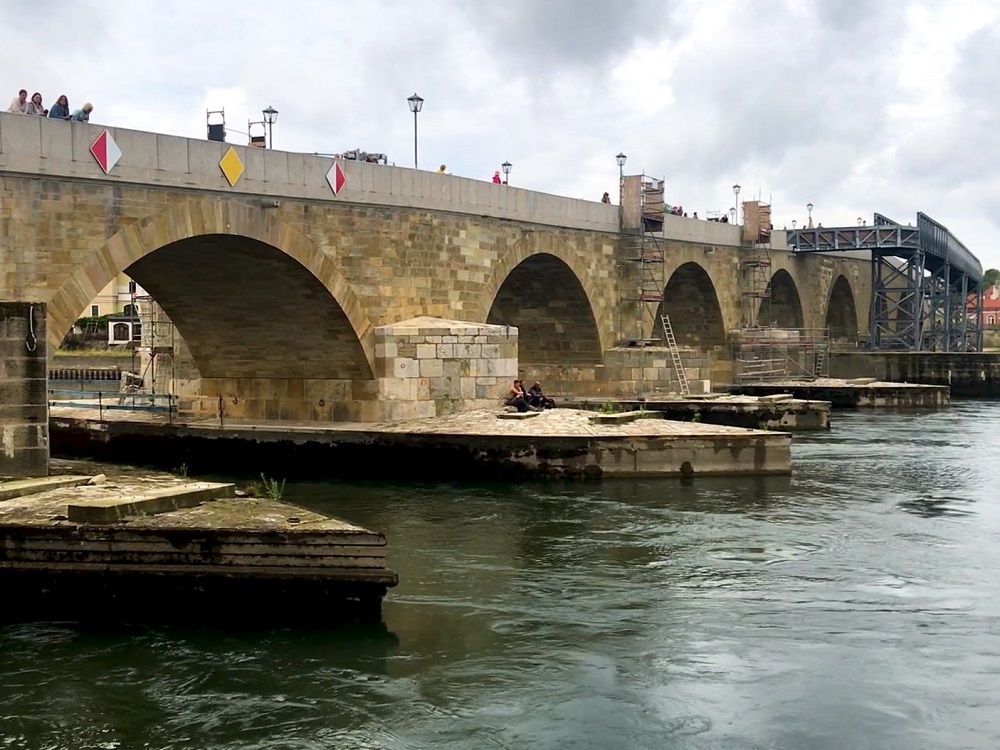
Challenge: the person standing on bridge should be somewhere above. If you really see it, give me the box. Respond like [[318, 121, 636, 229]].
[[70, 102, 93, 122], [48, 95, 70, 119], [27, 93, 47, 116], [8, 89, 28, 114], [493, 170, 502, 184], [437, 164, 448, 174]]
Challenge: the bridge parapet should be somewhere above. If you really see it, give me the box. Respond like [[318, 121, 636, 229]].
[[0, 112, 617, 233]]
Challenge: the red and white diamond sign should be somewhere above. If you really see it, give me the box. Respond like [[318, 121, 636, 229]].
[[90, 130, 122, 174], [326, 161, 346, 196]]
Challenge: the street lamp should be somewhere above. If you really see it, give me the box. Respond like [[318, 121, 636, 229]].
[[615, 152, 627, 227], [501, 160, 512, 185], [857, 216, 864, 226], [792, 220, 797, 230], [407, 93, 424, 169], [806, 202, 814, 228], [262, 106, 278, 149]]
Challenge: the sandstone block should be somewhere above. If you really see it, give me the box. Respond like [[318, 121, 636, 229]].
[[393, 357, 419, 379], [419, 359, 443, 377]]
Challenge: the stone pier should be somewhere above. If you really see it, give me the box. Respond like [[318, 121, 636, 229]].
[[0, 303, 48, 478]]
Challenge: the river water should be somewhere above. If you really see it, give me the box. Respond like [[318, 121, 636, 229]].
[[3, 402, 999, 749]]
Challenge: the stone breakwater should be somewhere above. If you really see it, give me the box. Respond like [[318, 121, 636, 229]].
[[0, 471, 397, 624], [49, 405, 792, 479]]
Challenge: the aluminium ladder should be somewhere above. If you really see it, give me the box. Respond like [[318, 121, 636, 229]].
[[660, 315, 691, 396]]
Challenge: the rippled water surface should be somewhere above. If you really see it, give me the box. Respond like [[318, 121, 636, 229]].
[[3, 403, 1000, 749]]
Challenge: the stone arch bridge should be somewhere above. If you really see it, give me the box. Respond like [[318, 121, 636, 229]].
[[0, 114, 869, 421]]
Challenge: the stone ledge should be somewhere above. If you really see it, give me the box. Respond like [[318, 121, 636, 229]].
[[496, 410, 541, 420], [67, 482, 235, 524], [588, 410, 661, 424], [0, 476, 93, 502]]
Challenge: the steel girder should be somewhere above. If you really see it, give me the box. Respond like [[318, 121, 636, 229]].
[[870, 250, 923, 350], [787, 211, 984, 352]]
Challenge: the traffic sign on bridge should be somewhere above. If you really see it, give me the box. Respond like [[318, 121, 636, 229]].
[[326, 162, 346, 196], [89, 130, 122, 175]]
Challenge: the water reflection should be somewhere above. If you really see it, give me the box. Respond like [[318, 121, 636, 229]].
[[2, 402, 1000, 748]]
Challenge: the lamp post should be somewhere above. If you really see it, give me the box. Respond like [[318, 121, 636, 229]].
[[407, 93, 424, 169], [501, 160, 512, 185], [262, 106, 278, 149], [791, 220, 797, 230], [732, 184, 741, 224], [615, 152, 627, 227], [807, 202, 814, 228], [857, 216, 864, 226]]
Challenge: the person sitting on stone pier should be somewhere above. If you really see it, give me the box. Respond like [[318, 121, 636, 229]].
[[528, 381, 556, 410], [505, 379, 530, 412]]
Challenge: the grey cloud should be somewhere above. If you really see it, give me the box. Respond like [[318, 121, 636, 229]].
[[460, 0, 678, 71]]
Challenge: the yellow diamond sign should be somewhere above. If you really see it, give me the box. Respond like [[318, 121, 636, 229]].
[[219, 147, 245, 186]]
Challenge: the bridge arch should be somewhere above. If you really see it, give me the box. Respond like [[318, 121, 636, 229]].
[[759, 269, 805, 329], [655, 261, 726, 347], [49, 199, 375, 379], [824, 274, 860, 342], [483, 240, 604, 366]]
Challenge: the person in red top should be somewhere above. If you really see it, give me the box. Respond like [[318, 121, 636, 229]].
[[492, 171, 502, 184]]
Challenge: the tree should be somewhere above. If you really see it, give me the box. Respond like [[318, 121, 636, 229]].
[[985, 268, 1000, 289]]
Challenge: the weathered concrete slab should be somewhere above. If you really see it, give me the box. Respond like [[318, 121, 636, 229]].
[[588, 410, 662, 424], [66, 481, 235, 523], [729, 378, 949, 409], [0, 470, 398, 623], [496, 410, 540, 419], [0, 475, 92, 501], [49, 406, 792, 478], [561, 395, 830, 431]]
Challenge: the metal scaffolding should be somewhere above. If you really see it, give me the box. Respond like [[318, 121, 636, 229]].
[[133, 295, 176, 405], [620, 173, 666, 345], [730, 328, 831, 383], [617, 172, 690, 395], [787, 212, 984, 352], [738, 198, 774, 329]]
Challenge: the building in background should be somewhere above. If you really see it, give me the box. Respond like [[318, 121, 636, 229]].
[[84, 274, 146, 318], [71, 274, 150, 347], [979, 285, 1000, 327]]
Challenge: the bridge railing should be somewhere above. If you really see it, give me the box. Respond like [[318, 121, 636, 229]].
[[0, 112, 619, 234], [48, 389, 176, 422]]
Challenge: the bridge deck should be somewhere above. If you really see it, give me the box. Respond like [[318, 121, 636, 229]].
[[787, 212, 982, 283]]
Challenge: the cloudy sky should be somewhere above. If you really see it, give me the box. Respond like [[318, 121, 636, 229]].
[[8, 0, 1000, 268]]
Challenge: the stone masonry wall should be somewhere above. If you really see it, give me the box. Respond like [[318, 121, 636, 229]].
[[175, 317, 518, 423], [0, 302, 48, 477], [374, 317, 517, 420], [830, 352, 1000, 397], [526, 345, 729, 400]]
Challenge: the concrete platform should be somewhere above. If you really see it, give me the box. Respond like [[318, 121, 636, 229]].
[[49, 405, 792, 479], [0, 472, 397, 624], [727, 378, 949, 408], [561, 394, 830, 431]]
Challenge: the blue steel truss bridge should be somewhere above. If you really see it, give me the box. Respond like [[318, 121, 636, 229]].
[[787, 213, 984, 352]]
